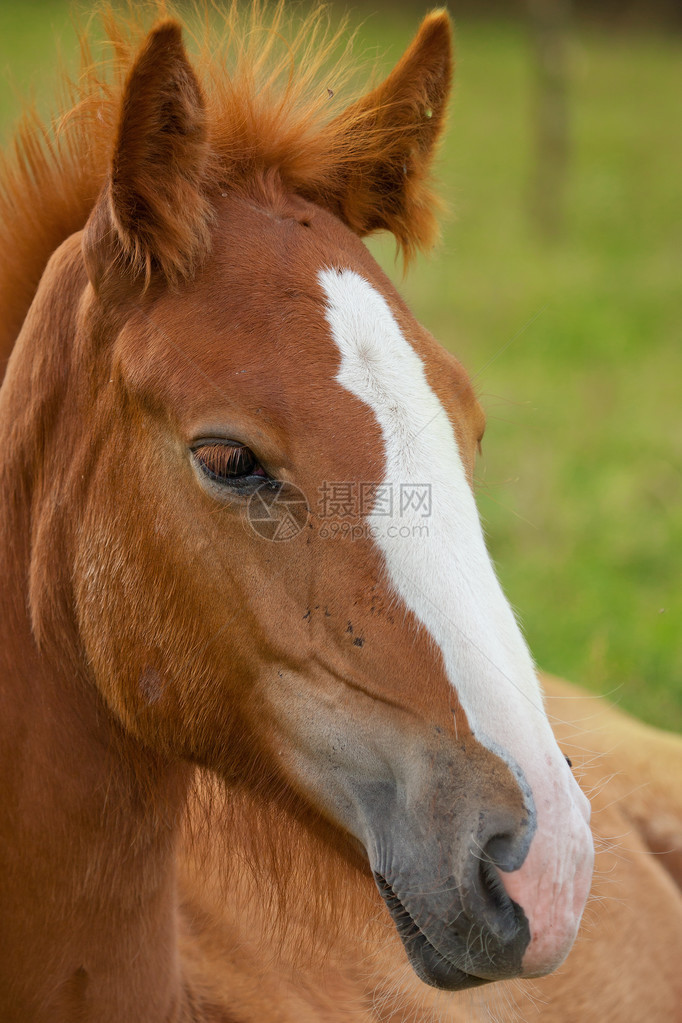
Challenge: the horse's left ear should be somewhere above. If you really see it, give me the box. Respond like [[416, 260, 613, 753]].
[[84, 20, 213, 289], [310, 10, 452, 256]]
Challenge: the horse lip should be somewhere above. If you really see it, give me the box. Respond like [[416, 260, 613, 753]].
[[373, 873, 490, 992]]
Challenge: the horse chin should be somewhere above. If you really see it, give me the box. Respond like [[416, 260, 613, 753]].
[[374, 872, 525, 992], [401, 930, 490, 993]]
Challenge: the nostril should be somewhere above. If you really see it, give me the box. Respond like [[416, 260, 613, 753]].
[[478, 856, 506, 906], [477, 855, 519, 943], [484, 831, 519, 872], [473, 828, 531, 943]]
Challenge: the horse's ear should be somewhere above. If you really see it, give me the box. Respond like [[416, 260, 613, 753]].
[[311, 10, 452, 257], [84, 20, 213, 289]]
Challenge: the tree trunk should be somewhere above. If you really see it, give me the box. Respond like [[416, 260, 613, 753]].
[[526, 0, 572, 240]]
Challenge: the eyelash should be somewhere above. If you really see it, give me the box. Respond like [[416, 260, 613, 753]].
[[191, 441, 268, 486]]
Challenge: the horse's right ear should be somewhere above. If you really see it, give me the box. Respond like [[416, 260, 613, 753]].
[[83, 20, 213, 290]]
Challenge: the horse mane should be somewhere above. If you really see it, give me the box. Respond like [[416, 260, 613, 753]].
[[0, 0, 448, 380]]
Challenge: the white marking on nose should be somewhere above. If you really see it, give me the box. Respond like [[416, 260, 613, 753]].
[[318, 266, 593, 973], [318, 267, 540, 744]]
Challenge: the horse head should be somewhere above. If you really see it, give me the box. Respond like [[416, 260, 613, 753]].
[[20, 11, 592, 992]]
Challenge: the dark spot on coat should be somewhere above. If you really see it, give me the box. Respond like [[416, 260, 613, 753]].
[[139, 667, 164, 704]]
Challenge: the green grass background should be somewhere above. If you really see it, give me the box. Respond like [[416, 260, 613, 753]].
[[1, 4, 680, 730]]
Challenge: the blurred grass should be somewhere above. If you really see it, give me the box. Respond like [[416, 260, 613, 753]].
[[0, 5, 680, 730], [367, 15, 682, 731]]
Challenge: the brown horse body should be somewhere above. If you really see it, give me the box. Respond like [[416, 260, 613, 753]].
[[0, 6, 680, 1021]]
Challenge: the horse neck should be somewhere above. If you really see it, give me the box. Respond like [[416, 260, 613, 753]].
[[0, 237, 196, 1022], [189, 783, 458, 1023]]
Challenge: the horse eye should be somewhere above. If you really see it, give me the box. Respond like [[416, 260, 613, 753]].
[[192, 442, 266, 484]]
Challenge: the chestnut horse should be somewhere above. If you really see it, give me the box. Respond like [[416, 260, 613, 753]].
[[0, 5, 677, 1021]]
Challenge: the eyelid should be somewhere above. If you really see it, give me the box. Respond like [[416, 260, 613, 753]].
[[190, 436, 245, 450], [191, 439, 267, 486], [196, 443, 252, 472]]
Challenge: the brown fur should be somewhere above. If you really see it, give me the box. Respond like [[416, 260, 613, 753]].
[[0, 1, 450, 377], [108, 20, 214, 285], [1, 5, 680, 1022], [0, 7, 459, 1019], [178, 677, 682, 1021]]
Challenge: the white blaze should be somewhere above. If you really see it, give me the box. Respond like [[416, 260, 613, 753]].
[[319, 266, 546, 761], [318, 266, 593, 972]]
